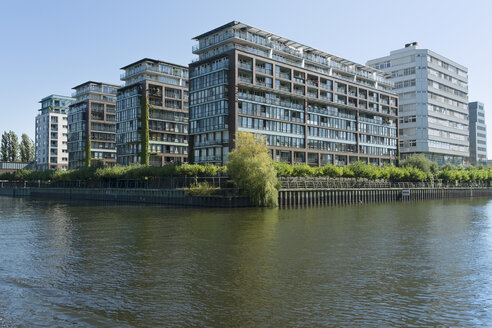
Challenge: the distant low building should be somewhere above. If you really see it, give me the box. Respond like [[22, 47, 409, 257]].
[[0, 162, 34, 174]]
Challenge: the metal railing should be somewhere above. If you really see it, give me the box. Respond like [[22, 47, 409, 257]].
[[0, 176, 229, 190], [278, 177, 490, 190]]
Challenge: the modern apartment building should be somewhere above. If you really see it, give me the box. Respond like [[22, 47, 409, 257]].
[[68, 81, 118, 169], [367, 43, 469, 166], [116, 58, 189, 166], [189, 21, 398, 166], [35, 95, 74, 170], [468, 101, 487, 165]]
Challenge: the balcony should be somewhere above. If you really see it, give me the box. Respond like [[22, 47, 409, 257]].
[[293, 77, 305, 84], [307, 91, 318, 99], [238, 76, 253, 84], [276, 72, 291, 80], [277, 85, 291, 92], [194, 139, 224, 147], [256, 81, 273, 88], [255, 66, 272, 75], [307, 80, 318, 87], [238, 62, 252, 71]]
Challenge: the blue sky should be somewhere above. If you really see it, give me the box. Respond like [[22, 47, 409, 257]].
[[1, 0, 491, 156]]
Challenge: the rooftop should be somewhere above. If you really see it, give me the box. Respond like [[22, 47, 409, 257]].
[[39, 94, 75, 103], [120, 58, 188, 70], [72, 81, 120, 90], [192, 21, 388, 77]]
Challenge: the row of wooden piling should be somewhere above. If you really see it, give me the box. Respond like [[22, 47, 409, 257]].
[[278, 188, 492, 207]]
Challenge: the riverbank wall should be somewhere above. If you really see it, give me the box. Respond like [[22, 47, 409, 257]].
[[278, 187, 492, 207], [0, 187, 251, 207], [1, 185, 491, 208]]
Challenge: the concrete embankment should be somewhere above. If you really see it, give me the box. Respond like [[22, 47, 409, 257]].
[[0, 188, 250, 207], [278, 187, 492, 207]]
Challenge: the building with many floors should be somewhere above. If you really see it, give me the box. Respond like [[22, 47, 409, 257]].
[[367, 43, 469, 166], [468, 101, 487, 165], [35, 95, 74, 170], [116, 58, 189, 166], [189, 21, 399, 166], [68, 81, 118, 169]]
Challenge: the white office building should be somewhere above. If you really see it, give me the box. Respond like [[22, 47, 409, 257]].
[[35, 95, 74, 170], [367, 43, 469, 166]]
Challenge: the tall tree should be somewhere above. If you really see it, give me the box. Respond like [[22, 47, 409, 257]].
[[19, 133, 34, 162], [227, 132, 279, 207], [1, 131, 8, 161], [8, 131, 19, 162]]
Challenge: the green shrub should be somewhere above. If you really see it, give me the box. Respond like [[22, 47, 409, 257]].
[[401, 154, 438, 175], [273, 161, 294, 177], [187, 181, 220, 196], [342, 166, 354, 178], [292, 164, 314, 177], [349, 161, 380, 180]]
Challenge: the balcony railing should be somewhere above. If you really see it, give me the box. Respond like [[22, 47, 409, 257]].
[[277, 85, 291, 92], [238, 62, 253, 70], [255, 66, 272, 75], [192, 30, 395, 88]]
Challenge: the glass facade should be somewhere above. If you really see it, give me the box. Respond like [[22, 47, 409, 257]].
[[68, 82, 118, 169], [117, 59, 189, 166], [190, 22, 398, 166]]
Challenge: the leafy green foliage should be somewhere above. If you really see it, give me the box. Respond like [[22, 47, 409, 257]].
[[0, 132, 8, 161], [0, 163, 226, 181], [85, 139, 92, 168], [0, 131, 19, 162], [227, 132, 279, 207], [187, 181, 220, 196], [400, 154, 438, 175], [140, 96, 150, 166], [19, 134, 34, 162]]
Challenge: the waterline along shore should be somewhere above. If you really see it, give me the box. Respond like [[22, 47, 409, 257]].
[[1, 179, 491, 208]]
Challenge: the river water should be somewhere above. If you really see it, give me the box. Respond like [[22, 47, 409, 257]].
[[1, 196, 492, 327]]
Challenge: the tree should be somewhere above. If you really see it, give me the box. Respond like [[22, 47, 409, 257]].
[[1, 131, 8, 161], [140, 95, 150, 166], [400, 154, 438, 175], [227, 132, 279, 207], [7, 131, 18, 162], [19, 134, 34, 162]]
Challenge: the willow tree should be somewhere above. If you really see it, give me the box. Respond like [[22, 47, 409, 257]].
[[227, 132, 279, 207], [140, 96, 150, 166]]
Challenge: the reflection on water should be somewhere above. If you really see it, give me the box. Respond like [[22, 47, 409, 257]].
[[1, 197, 492, 327]]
